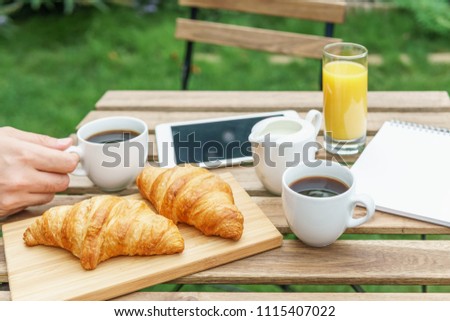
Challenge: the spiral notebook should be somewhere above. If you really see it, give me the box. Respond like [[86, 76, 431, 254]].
[[351, 120, 450, 227]]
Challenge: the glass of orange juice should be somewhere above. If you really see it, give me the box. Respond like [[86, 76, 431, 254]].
[[323, 42, 368, 155]]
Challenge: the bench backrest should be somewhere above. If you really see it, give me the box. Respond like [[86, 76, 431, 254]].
[[175, 0, 347, 89]]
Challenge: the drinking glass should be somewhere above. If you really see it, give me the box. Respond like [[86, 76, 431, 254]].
[[322, 42, 368, 155]]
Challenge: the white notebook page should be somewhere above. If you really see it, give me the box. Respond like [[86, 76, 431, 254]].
[[351, 120, 450, 226]]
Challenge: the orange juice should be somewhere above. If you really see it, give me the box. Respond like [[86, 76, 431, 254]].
[[323, 60, 367, 140]]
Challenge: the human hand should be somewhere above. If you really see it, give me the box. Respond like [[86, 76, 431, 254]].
[[0, 127, 79, 217]]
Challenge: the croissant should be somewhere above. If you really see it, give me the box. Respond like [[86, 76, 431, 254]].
[[23, 195, 184, 270], [136, 164, 244, 240]]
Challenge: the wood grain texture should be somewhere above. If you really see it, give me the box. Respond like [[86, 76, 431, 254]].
[[115, 291, 450, 301], [4, 239, 450, 287], [65, 175, 141, 195], [179, 0, 347, 23], [171, 240, 450, 285], [95, 91, 450, 112], [2, 291, 450, 301], [2, 173, 282, 300], [0, 291, 11, 301], [175, 19, 340, 59], [0, 195, 93, 228], [251, 197, 450, 235], [78, 110, 450, 136], [0, 238, 6, 283], [65, 165, 305, 196]]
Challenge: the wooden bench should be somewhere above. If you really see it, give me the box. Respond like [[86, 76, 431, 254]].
[[175, 0, 347, 89]]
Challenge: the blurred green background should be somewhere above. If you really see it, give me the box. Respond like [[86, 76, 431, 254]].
[[0, 0, 449, 138]]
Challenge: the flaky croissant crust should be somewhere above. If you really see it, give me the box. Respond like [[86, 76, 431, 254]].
[[137, 165, 244, 240], [23, 195, 184, 270]]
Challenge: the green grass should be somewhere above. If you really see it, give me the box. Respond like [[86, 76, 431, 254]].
[[0, 5, 449, 137], [0, 7, 183, 136]]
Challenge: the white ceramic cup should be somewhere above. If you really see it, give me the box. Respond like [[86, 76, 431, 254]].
[[67, 116, 148, 192], [282, 160, 375, 247], [249, 110, 322, 195]]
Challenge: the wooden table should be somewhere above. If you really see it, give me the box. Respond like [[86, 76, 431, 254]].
[[1, 90, 450, 301]]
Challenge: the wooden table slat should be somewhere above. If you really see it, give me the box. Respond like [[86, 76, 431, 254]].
[[0, 291, 11, 301], [172, 240, 450, 285], [78, 110, 450, 135], [4, 239, 450, 285], [252, 197, 450, 235], [115, 291, 450, 301], [95, 91, 450, 112], [0, 238, 5, 283], [2, 291, 450, 302], [2, 195, 449, 235], [63, 166, 273, 196]]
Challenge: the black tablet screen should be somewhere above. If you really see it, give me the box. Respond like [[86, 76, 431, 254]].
[[171, 115, 283, 165]]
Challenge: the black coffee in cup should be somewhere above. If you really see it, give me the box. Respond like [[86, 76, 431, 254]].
[[289, 176, 349, 198], [87, 130, 140, 144]]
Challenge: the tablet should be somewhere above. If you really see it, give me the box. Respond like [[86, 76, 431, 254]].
[[155, 110, 299, 168]]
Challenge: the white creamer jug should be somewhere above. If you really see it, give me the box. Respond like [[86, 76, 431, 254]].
[[248, 110, 322, 195]]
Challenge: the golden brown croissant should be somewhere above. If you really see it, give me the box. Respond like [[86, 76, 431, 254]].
[[23, 195, 184, 270], [136, 164, 244, 240]]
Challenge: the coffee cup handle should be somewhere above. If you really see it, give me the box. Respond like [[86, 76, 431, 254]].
[[305, 110, 322, 137], [66, 146, 87, 176], [347, 194, 375, 228]]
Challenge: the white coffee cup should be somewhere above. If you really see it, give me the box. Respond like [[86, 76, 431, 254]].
[[282, 160, 375, 247], [249, 110, 322, 195], [67, 116, 148, 192]]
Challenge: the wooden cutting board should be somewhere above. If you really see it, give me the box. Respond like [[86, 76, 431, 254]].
[[2, 172, 282, 301]]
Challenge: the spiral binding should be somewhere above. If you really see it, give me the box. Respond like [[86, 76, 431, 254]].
[[387, 120, 450, 136]]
